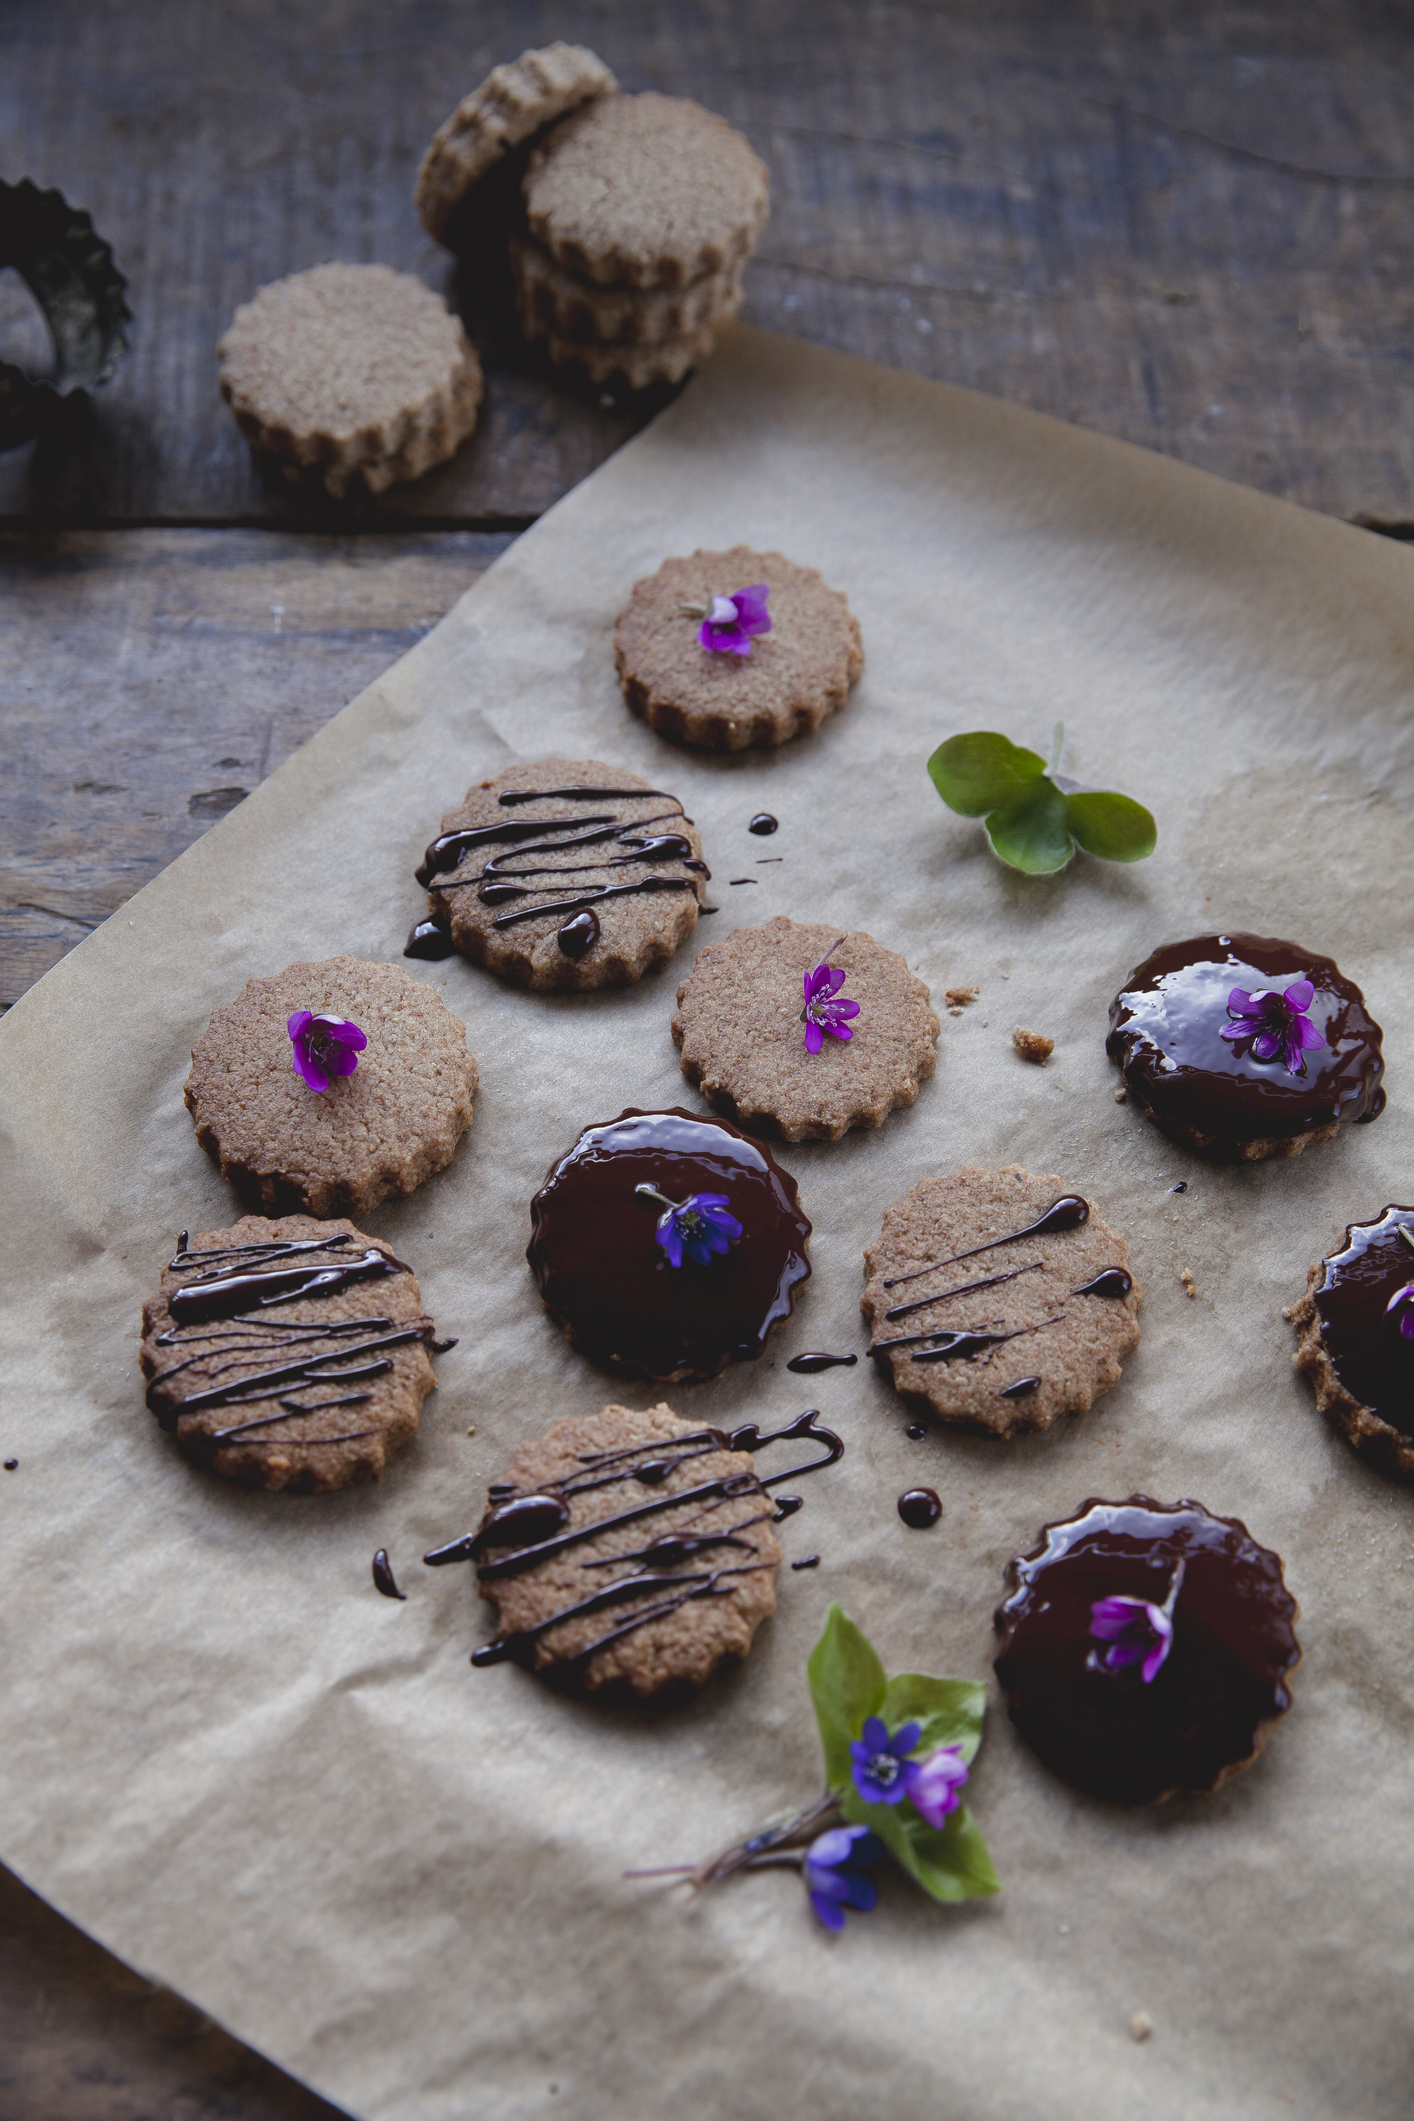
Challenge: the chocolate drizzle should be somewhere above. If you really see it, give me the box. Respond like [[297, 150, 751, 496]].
[[1107, 933, 1385, 1150], [1311, 1206, 1414, 1441], [404, 914, 455, 960], [999, 1376, 1040, 1400], [883, 1198, 1088, 1289], [1073, 1268, 1134, 1299], [748, 813, 779, 835], [994, 1496, 1301, 1804], [372, 1549, 406, 1600], [786, 1351, 858, 1374], [527, 1108, 812, 1380], [898, 1487, 941, 1528]]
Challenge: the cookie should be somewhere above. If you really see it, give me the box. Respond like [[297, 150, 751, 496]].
[[526, 318, 719, 390], [185, 955, 477, 1218], [414, 43, 618, 245], [1107, 932, 1386, 1161], [673, 917, 938, 1142], [524, 92, 769, 290], [861, 1166, 1141, 1435], [510, 230, 745, 345], [447, 1402, 782, 1698], [410, 759, 707, 991], [140, 1215, 444, 1493], [1290, 1204, 1414, 1480], [528, 1107, 811, 1381], [217, 264, 483, 499], [615, 548, 863, 752], [994, 1496, 1301, 1803]]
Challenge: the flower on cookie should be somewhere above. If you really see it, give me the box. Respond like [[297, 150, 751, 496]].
[[801, 961, 860, 1053], [681, 584, 772, 657], [634, 1183, 742, 1268], [1219, 979, 1324, 1075], [288, 1010, 367, 1093], [1089, 1559, 1185, 1684]]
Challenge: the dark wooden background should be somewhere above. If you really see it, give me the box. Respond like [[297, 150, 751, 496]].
[[2, 2, 1412, 2113]]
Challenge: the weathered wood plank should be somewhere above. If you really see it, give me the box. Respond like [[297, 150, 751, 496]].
[[0, 529, 511, 1011], [1, 0, 1412, 527]]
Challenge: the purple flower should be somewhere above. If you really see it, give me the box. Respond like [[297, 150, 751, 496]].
[[1219, 979, 1325, 1075], [1385, 1282, 1414, 1339], [697, 584, 772, 657], [287, 1010, 367, 1094], [1090, 1559, 1185, 1685], [801, 962, 861, 1054], [906, 1743, 970, 1828], [850, 1715, 922, 1805], [635, 1184, 742, 1268], [803, 1824, 884, 1931]]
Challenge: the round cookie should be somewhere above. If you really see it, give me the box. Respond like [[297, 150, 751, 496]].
[[185, 955, 477, 1218], [414, 43, 618, 245], [615, 548, 863, 751], [994, 1496, 1301, 1803], [1290, 1204, 1414, 1480], [510, 230, 745, 344], [528, 1107, 811, 1382], [412, 758, 707, 992], [673, 916, 937, 1142], [529, 319, 719, 390], [524, 91, 769, 289], [140, 1215, 443, 1493], [1107, 931, 1385, 1162], [218, 264, 483, 499], [861, 1166, 1141, 1435], [456, 1402, 782, 1698]]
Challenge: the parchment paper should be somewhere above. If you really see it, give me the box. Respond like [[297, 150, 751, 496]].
[[2, 326, 1412, 2121]]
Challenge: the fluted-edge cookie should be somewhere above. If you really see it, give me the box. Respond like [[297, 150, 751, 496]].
[[1290, 1203, 1414, 1481], [185, 955, 477, 1218], [529, 318, 720, 390], [218, 264, 483, 499], [510, 230, 745, 345], [414, 43, 618, 245], [412, 759, 707, 992], [673, 916, 937, 1142], [524, 92, 769, 290], [141, 1215, 443, 1494], [862, 1165, 1141, 1435], [465, 1402, 782, 1697], [616, 547, 863, 752]]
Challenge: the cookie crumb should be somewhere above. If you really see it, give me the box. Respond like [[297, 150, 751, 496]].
[[1114, 1087, 1128, 1102], [1130, 2010, 1153, 2043], [1180, 1266, 1198, 1299], [465, 1424, 477, 1436], [945, 985, 979, 1007], [1012, 1026, 1054, 1065]]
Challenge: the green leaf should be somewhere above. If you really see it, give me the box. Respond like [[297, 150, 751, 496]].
[[879, 1674, 988, 1766], [837, 1795, 1001, 1904], [1065, 789, 1158, 863], [927, 732, 1046, 817], [983, 781, 1074, 872], [807, 1605, 887, 1790]]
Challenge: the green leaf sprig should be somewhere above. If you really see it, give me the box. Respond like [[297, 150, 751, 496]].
[[927, 723, 1156, 875]]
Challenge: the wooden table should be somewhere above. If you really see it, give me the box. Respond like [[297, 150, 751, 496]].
[[2, 3, 1410, 2113]]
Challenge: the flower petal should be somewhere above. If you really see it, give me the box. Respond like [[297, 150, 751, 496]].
[[1218, 1024, 1246, 1044], [1089, 1594, 1148, 1640], [287, 1010, 313, 1039], [827, 1022, 854, 1042], [1284, 980, 1314, 1012], [804, 1020, 824, 1054], [860, 1717, 889, 1752], [1251, 1031, 1281, 1061], [888, 1721, 921, 1758], [292, 1048, 329, 1094], [1226, 989, 1254, 1017], [1295, 1014, 1325, 1050]]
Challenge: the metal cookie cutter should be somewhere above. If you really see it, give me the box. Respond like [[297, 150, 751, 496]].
[[0, 178, 130, 449]]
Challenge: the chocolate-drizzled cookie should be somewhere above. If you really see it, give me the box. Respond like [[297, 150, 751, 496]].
[[862, 1166, 1140, 1435], [1290, 1205, 1414, 1480], [1107, 932, 1385, 1161], [410, 759, 707, 990], [140, 1216, 445, 1493], [528, 1107, 811, 1381], [994, 1497, 1301, 1803]]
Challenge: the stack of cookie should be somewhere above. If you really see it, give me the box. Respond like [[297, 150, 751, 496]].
[[416, 46, 769, 391]]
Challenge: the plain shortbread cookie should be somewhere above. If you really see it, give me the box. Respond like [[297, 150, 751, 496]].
[[415, 43, 618, 244]]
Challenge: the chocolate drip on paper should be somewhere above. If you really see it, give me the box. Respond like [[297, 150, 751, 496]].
[[786, 1351, 858, 1373], [898, 1487, 941, 1528], [373, 1549, 406, 1600], [404, 914, 455, 960]]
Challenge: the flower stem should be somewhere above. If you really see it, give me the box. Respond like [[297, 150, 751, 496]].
[[634, 1183, 680, 1214]]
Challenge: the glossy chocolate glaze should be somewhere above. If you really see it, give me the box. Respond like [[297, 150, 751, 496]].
[[748, 813, 779, 835], [898, 1487, 941, 1528], [882, 1197, 1089, 1289], [1107, 933, 1384, 1147], [404, 915, 456, 960], [786, 1351, 857, 1373], [527, 1108, 811, 1380], [994, 1496, 1300, 1804], [1312, 1206, 1414, 1440], [372, 1549, 406, 1600]]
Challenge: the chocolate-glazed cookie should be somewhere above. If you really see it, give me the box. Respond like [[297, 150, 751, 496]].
[[528, 1108, 811, 1381], [1290, 1205, 1414, 1480], [1106, 932, 1384, 1161], [994, 1497, 1301, 1804]]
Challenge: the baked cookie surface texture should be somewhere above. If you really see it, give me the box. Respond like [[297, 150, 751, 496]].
[[862, 1166, 1141, 1435], [413, 758, 706, 991], [994, 1497, 1301, 1803], [217, 264, 483, 498], [464, 1402, 782, 1699], [185, 955, 477, 1218], [616, 547, 863, 752], [674, 915, 938, 1141], [1291, 1204, 1414, 1480], [140, 1216, 440, 1493], [415, 43, 618, 244], [1107, 931, 1385, 1161], [528, 1107, 811, 1382], [509, 230, 744, 346]]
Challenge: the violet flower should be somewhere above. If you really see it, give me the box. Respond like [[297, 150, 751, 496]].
[[850, 1715, 922, 1805], [287, 1010, 367, 1094], [695, 584, 772, 657], [634, 1183, 742, 1268], [1219, 979, 1324, 1075], [801, 962, 861, 1054], [1385, 1282, 1414, 1339], [906, 1743, 970, 1829], [803, 1824, 884, 1931], [1089, 1558, 1185, 1685]]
